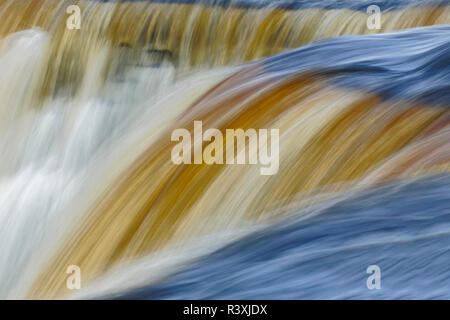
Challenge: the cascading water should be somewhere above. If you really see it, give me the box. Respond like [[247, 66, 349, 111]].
[[0, 0, 449, 299]]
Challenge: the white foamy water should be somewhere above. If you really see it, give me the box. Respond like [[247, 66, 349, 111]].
[[0, 29, 235, 298]]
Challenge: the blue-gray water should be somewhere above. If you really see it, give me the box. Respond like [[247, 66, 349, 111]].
[[98, 0, 450, 11], [117, 175, 450, 299], [263, 24, 450, 106]]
